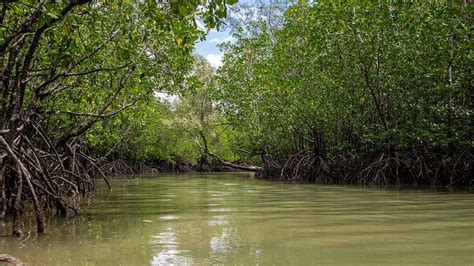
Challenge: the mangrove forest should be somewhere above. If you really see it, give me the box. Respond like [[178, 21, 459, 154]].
[[0, 0, 473, 264]]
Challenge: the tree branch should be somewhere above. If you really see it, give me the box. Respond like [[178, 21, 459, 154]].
[[198, 130, 262, 172]]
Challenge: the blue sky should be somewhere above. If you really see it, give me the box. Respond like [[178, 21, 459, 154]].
[[195, 28, 234, 68], [156, 21, 234, 101], [194, 0, 256, 68]]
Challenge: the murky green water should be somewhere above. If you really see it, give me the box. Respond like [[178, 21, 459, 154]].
[[1, 173, 473, 265]]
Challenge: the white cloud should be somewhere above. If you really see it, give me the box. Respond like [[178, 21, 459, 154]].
[[155, 91, 178, 104], [195, 19, 206, 31], [195, 19, 217, 33], [208, 36, 236, 44], [206, 53, 223, 68]]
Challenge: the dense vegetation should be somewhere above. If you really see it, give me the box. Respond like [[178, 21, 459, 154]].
[[215, 1, 472, 186], [0, 0, 472, 236], [0, 0, 235, 236]]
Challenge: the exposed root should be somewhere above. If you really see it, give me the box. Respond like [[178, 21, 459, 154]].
[[99, 159, 162, 177], [260, 147, 473, 187], [0, 123, 107, 235]]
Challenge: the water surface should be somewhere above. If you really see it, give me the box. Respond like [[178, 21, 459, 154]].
[[1, 173, 473, 265]]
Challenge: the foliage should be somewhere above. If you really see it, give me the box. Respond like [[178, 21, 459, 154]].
[[82, 54, 239, 170], [1, 0, 472, 237], [0, 0, 237, 235], [216, 1, 472, 156], [214, 1, 472, 184]]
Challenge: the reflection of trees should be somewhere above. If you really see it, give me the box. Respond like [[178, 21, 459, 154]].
[[149, 175, 264, 264]]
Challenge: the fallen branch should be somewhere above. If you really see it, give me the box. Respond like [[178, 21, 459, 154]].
[[198, 130, 262, 172]]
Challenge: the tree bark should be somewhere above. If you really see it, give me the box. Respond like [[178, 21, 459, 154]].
[[198, 130, 262, 172]]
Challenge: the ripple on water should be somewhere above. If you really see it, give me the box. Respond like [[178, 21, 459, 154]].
[[0, 174, 473, 265]]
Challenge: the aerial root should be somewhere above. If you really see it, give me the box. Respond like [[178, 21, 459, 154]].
[[261, 148, 473, 187], [0, 129, 105, 235]]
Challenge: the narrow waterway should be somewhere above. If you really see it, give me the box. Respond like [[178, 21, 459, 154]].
[[1, 173, 473, 265]]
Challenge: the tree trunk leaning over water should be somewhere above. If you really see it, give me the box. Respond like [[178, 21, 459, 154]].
[[198, 130, 262, 172]]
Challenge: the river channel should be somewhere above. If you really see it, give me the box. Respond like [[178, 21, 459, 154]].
[[1, 173, 473, 265]]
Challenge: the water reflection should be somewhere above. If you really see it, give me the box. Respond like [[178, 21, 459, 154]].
[[208, 215, 229, 226], [159, 215, 178, 221], [151, 226, 194, 265], [209, 228, 238, 261], [0, 173, 473, 265]]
